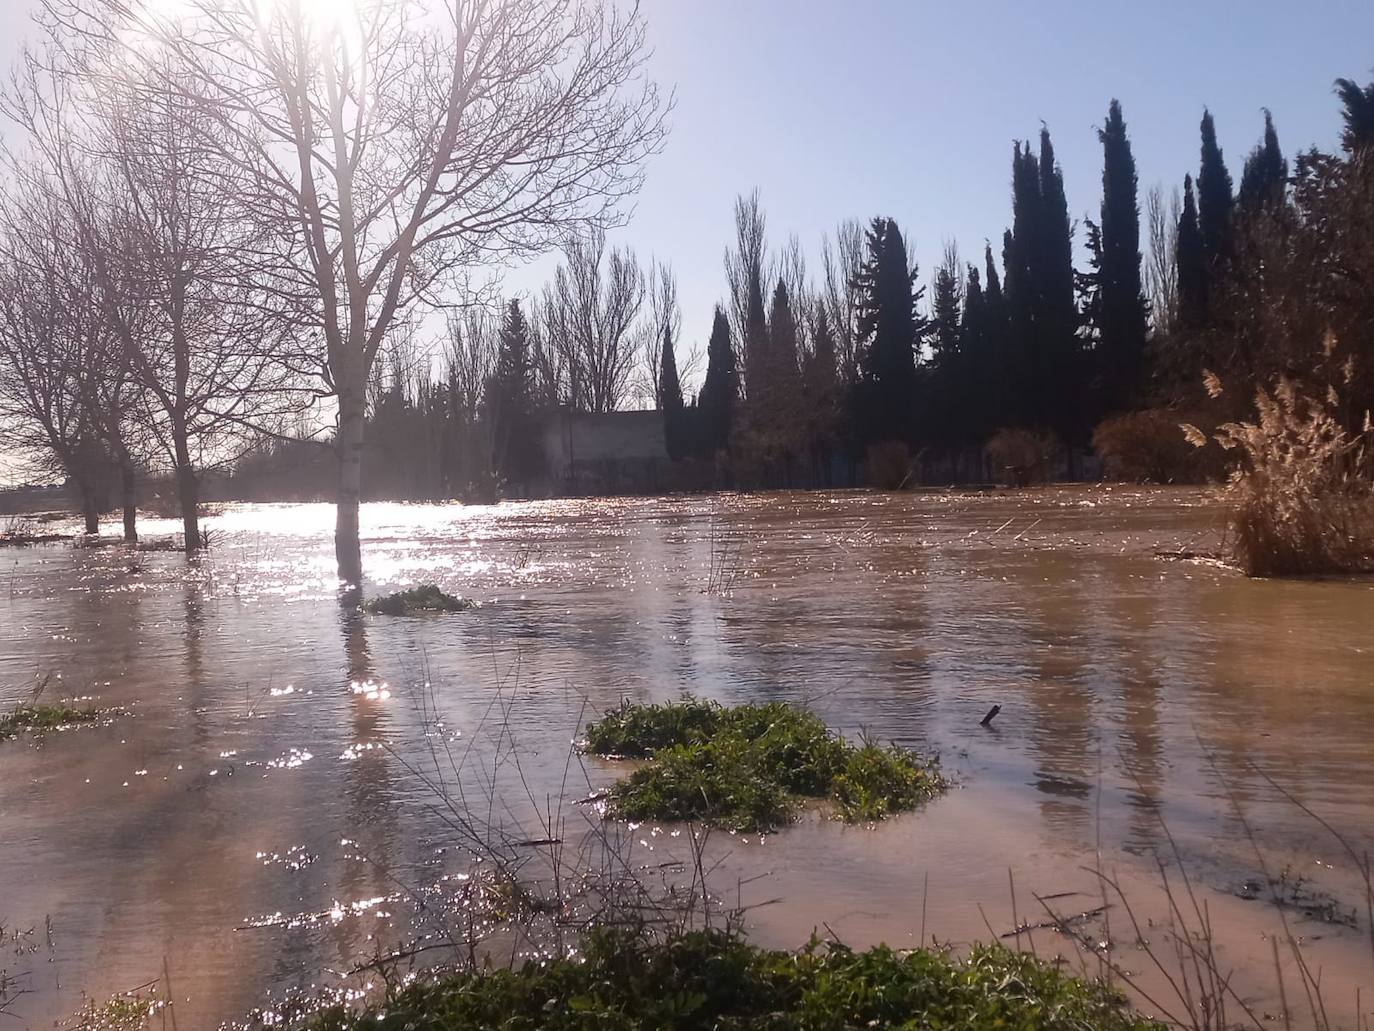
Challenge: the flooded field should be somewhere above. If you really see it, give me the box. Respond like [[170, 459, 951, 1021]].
[[2, 486, 1372, 1028]]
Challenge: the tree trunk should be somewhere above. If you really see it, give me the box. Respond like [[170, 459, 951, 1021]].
[[176, 459, 200, 554], [120, 461, 138, 543], [335, 385, 366, 589], [79, 483, 99, 535]]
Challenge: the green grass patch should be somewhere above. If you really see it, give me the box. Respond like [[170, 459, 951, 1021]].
[[585, 698, 944, 832], [363, 584, 473, 616], [0, 702, 99, 740], [271, 927, 1161, 1030]]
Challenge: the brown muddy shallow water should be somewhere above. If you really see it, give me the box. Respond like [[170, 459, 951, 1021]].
[[2, 486, 1373, 1028]]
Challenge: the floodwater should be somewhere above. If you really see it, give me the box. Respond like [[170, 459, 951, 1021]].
[[1, 487, 1372, 1028]]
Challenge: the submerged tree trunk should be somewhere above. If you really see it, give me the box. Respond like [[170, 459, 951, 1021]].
[[79, 484, 99, 535], [174, 431, 200, 553], [335, 384, 367, 590], [177, 466, 199, 553], [120, 460, 138, 543]]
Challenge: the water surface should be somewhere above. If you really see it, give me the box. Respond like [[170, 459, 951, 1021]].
[[1, 488, 1371, 1027]]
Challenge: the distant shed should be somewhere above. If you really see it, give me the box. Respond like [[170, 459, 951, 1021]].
[[537, 408, 669, 495]]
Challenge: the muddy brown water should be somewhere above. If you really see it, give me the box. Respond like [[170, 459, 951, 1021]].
[[1, 487, 1372, 1028]]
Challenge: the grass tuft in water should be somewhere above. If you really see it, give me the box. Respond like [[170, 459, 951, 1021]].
[[362, 584, 473, 616], [585, 698, 943, 832], [268, 927, 1160, 1030], [0, 702, 99, 740], [66, 996, 163, 1031]]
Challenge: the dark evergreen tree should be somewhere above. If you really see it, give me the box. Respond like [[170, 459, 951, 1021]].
[[803, 304, 841, 474], [1239, 109, 1287, 212], [852, 217, 924, 443], [659, 322, 687, 460], [1176, 175, 1206, 330], [928, 261, 963, 371], [1036, 127, 1082, 442], [742, 266, 769, 402], [1198, 110, 1234, 268], [1335, 76, 1374, 154], [983, 243, 1004, 316], [697, 305, 736, 456], [486, 299, 539, 484], [956, 266, 989, 439], [927, 258, 964, 445], [1095, 100, 1149, 412]]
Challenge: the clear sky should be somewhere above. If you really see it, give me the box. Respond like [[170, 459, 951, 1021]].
[[4, 0, 1373, 388]]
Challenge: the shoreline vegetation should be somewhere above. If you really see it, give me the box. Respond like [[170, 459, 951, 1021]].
[[583, 698, 946, 831], [240, 928, 1160, 1031]]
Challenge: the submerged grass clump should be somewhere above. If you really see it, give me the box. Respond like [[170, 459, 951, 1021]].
[[274, 927, 1160, 1031], [363, 584, 473, 616], [585, 698, 944, 831], [0, 702, 99, 740]]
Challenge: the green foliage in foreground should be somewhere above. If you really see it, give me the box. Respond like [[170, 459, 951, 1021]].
[[584, 698, 944, 831], [0, 702, 99, 740], [279, 928, 1162, 1031], [363, 584, 473, 616]]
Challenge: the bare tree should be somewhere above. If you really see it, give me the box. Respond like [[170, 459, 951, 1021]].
[[543, 228, 646, 413], [821, 217, 864, 384], [635, 260, 679, 408], [724, 189, 769, 391], [1146, 184, 1180, 336], [0, 173, 113, 533], [44, 0, 667, 584]]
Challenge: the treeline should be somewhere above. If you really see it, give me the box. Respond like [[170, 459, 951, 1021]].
[[329, 80, 1374, 500]]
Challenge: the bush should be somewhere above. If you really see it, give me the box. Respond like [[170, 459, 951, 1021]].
[[1092, 408, 1218, 483], [584, 698, 943, 832], [277, 926, 1161, 1030], [984, 428, 1055, 487], [1184, 356, 1374, 576], [363, 584, 473, 616], [866, 440, 912, 489]]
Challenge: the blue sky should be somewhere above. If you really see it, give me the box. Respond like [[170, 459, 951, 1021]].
[[4, 0, 1372, 385]]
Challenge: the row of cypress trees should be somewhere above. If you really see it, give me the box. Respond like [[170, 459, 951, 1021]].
[[657, 92, 1350, 482]]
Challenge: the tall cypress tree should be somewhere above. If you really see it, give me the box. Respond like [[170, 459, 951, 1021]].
[[1096, 99, 1149, 412], [742, 266, 769, 402], [929, 263, 962, 368], [698, 306, 736, 457], [1176, 175, 1206, 330], [1198, 110, 1234, 268], [1036, 127, 1081, 440], [487, 298, 537, 483], [803, 304, 840, 464], [927, 257, 965, 445], [852, 217, 923, 443], [659, 322, 686, 460], [1238, 109, 1287, 212]]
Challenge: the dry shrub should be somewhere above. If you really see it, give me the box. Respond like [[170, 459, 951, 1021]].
[[1092, 409, 1219, 484], [1184, 349, 1374, 576], [984, 428, 1055, 487], [865, 440, 912, 490]]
